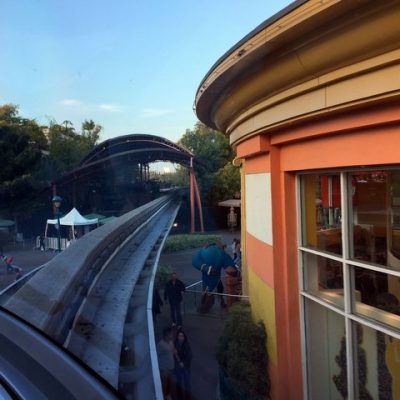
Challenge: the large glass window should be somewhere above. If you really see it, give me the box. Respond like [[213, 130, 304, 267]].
[[303, 252, 343, 308], [351, 171, 388, 266], [352, 266, 400, 330], [349, 170, 400, 268], [302, 173, 342, 255], [305, 299, 345, 399], [354, 322, 400, 399], [300, 168, 400, 400]]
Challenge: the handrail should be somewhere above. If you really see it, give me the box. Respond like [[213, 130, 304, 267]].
[[185, 280, 249, 299]]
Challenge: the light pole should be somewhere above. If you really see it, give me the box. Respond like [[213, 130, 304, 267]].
[[52, 195, 62, 252]]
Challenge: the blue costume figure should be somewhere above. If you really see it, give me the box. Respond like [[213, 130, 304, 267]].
[[192, 244, 237, 314]]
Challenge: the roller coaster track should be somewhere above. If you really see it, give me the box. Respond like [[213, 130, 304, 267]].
[[0, 194, 180, 400]]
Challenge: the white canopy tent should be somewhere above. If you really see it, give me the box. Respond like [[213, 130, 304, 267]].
[[45, 208, 98, 241]]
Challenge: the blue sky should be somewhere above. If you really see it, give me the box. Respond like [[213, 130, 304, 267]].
[[1, 0, 292, 143]]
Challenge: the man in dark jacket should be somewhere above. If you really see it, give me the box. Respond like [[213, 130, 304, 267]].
[[164, 272, 186, 327]]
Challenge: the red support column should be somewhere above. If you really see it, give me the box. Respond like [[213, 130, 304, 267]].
[[189, 157, 205, 233], [193, 173, 204, 233], [189, 167, 195, 233]]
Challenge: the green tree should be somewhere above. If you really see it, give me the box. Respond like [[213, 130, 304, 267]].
[[179, 122, 234, 172], [208, 161, 240, 204], [46, 119, 102, 176], [158, 166, 189, 188], [178, 122, 239, 206], [0, 104, 48, 216], [82, 119, 102, 146]]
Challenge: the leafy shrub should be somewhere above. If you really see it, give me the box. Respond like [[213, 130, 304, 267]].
[[216, 302, 270, 399], [155, 265, 173, 288], [162, 234, 222, 253]]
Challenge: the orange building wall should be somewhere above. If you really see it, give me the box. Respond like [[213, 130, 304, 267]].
[[246, 232, 274, 287], [281, 124, 400, 172], [195, 2, 400, 397], [237, 102, 400, 399], [238, 142, 303, 399]]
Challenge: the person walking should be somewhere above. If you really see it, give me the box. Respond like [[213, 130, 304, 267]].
[[157, 327, 176, 400], [231, 238, 239, 259], [174, 328, 192, 400], [39, 235, 46, 251], [152, 286, 163, 325], [164, 272, 186, 327], [233, 240, 242, 270]]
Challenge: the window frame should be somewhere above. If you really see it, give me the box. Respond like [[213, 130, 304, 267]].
[[297, 169, 400, 400]]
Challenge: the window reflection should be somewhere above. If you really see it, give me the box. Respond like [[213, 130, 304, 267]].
[[302, 174, 342, 255], [305, 299, 345, 399], [355, 322, 400, 399], [301, 168, 400, 399], [352, 266, 400, 330], [351, 171, 388, 265], [389, 171, 400, 266], [304, 253, 343, 308], [350, 170, 400, 269]]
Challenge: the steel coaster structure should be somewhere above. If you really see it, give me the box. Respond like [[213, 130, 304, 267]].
[[0, 194, 180, 399], [0, 135, 207, 398], [52, 134, 206, 232]]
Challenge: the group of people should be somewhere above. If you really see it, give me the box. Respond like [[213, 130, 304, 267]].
[[157, 325, 192, 400], [155, 238, 243, 399], [231, 238, 242, 268], [155, 272, 192, 400]]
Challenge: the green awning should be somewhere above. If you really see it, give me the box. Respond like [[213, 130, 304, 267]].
[[99, 216, 117, 225], [84, 213, 106, 220], [0, 219, 15, 228]]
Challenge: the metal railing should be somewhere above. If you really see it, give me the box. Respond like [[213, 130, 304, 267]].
[[183, 278, 249, 317]]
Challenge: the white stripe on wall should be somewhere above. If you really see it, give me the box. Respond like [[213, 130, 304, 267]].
[[245, 173, 273, 245]]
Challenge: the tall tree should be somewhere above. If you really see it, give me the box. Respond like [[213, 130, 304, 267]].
[[46, 119, 102, 176], [207, 162, 241, 205], [177, 122, 239, 205], [82, 119, 101, 143], [0, 104, 48, 216], [179, 122, 234, 172], [81, 119, 102, 153]]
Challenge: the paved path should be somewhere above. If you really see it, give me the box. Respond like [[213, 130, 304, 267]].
[[0, 243, 56, 291], [156, 230, 239, 400]]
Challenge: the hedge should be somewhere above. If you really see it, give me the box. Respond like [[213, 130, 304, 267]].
[[216, 302, 270, 399], [162, 234, 222, 253]]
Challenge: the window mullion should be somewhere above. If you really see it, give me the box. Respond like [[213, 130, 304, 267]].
[[341, 172, 356, 400], [341, 172, 351, 315], [296, 176, 309, 399]]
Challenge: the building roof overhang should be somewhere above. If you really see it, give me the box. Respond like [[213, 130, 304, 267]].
[[194, 0, 400, 145]]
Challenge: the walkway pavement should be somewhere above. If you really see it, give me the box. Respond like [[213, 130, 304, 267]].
[[156, 230, 239, 400], [0, 242, 56, 291]]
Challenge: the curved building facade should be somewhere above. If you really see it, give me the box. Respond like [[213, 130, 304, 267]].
[[195, 1, 400, 398]]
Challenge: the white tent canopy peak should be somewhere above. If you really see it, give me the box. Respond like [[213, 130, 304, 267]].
[[46, 208, 98, 226]]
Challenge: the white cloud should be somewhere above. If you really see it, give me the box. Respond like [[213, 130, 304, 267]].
[[60, 99, 124, 113], [98, 103, 123, 112], [61, 98, 82, 106], [141, 108, 173, 118]]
